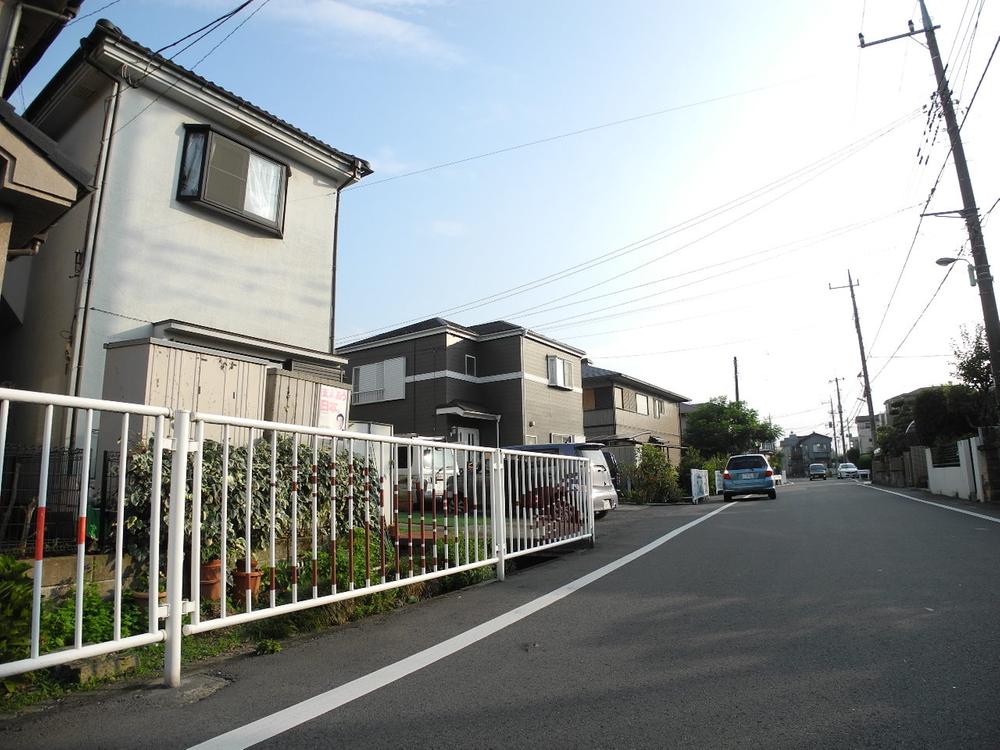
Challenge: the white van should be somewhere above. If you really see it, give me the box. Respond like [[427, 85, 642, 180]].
[[505, 442, 618, 518]]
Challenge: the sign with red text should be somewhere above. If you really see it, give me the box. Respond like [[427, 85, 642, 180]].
[[318, 385, 349, 432]]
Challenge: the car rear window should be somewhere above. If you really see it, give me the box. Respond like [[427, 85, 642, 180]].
[[810, 464, 825, 470], [727, 455, 767, 470]]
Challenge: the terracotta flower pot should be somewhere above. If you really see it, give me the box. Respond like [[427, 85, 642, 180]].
[[232, 559, 262, 599], [200, 558, 223, 600]]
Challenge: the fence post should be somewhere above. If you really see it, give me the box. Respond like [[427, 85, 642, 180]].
[[493, 449, 505, 582], [164, 410, 190, 687]]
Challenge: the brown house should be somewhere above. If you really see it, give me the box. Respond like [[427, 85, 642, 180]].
[[582, 361, 689, 466]]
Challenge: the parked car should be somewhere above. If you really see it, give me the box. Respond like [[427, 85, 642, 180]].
[[505, 442, 618, 518], [837, 462, 859, 479], [722, 454, 777, 500], [808, 463, 827, 480]]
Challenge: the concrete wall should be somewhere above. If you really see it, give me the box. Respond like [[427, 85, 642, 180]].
[[925, 437, 983, 501]]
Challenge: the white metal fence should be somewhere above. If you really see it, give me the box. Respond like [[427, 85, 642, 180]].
[[0, 388, 594, 685]]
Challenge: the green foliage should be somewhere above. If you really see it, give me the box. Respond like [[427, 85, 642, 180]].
[[630, 445, 682, 503], [951, 324, 994, 398], [876, 424, 908, 457], [0, 556, 32, 664], [120, 436, 385, 576], [255, 639, 282, 655], [679, 449, 727, 494], [767, 450, 784, 473], [41, 585, 144, 650], [847, 447, 860, 464], [857, 453, 873, 470], [684, 397, 782, 457], [913, 385, 979, 447]]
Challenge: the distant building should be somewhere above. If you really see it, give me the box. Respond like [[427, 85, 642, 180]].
[[781, 432, 833, 477], [855, 413, 886, 454]]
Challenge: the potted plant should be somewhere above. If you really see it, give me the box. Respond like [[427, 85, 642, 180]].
[[232, 556, 263, 599]]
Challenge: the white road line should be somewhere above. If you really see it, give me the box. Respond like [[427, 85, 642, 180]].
[[189, 503, 735, 750], [864, 484, 1000, 524]]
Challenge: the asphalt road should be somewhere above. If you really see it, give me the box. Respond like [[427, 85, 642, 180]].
[[4, 480, 999, 749]]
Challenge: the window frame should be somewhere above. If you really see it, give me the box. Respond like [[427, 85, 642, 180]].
[[613, 386, 624, 409], [546, 355, 574, 390], [176, 124, 289, 237], [636, 393, 649, 416], [465, 354, 477, 377]]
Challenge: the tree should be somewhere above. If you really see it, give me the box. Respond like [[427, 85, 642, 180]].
[[684, 397, 782, 457], [951, 324, 997, 425], [912, 384, 978, 446]]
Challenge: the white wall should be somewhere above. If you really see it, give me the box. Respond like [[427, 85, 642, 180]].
[[925, 437, 983, 501], [4, 80, 342, 411]]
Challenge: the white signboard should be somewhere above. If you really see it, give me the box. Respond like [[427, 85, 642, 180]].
[[715, 471, 725, 496], [318, 385, 350, 432], [691, 469, 709, 505]]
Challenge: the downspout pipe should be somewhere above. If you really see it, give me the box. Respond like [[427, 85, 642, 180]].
[[328, 160, 363, 354], [64, 76, 120, 446]]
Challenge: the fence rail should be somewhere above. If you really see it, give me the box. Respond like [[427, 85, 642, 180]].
[[0, 388, 594, 685]]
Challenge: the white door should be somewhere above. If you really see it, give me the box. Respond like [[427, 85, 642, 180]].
[[456, 427, 480, 446]]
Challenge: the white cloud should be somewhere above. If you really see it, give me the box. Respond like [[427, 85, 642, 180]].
[[267, 0, 463, 64]]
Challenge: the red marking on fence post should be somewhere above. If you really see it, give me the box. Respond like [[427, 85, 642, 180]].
[[77, 515, 87, 546], [34, 507, 47, 560]]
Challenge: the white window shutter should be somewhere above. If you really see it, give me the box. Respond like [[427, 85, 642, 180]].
[[357, 363, 379, 393], [383, 356, 406, 401]]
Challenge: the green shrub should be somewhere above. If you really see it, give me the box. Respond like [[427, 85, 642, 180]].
[[633, 445, 682, 503], [0, 556, 32, 663]]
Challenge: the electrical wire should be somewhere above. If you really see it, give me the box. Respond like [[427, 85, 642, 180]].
[[339, 109, 922, 344], [344, 81, 795, 193], [65, 0, 124, 27], [111, 0, 269, 137]]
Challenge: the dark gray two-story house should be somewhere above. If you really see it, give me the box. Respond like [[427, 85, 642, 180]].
[[781, 432, 833, 476], [337, 318, 585, 448], [581, 362, 689, 466]]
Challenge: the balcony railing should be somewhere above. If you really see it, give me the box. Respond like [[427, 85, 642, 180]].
[[351, 389, 384, 405]]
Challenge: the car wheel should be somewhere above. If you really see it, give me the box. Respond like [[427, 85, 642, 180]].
[[595, 510, 608, 520], [723, 492, 733, 502], [768, 489, 777, 499]]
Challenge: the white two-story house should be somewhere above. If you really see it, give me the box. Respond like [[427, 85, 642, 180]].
[[0, 20, 370, 443]]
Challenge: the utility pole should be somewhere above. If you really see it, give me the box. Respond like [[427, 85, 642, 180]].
[[831, 376, 847, 457], [860, 0, 1000, 405], [828, 398, 839, 459], [830, 272, 878, 453], [733, 356, 740, 405]]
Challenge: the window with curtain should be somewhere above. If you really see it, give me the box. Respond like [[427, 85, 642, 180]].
[[177, 125, 288, 234]]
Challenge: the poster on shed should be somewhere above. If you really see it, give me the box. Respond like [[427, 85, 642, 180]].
[[317, 385, 350, 432]]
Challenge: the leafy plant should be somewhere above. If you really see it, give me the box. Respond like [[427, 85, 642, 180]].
[[119, 435, 387, 578], [631, 445, 682, 503], [0, 556, 32, 664], [255, 638, 281, 655]]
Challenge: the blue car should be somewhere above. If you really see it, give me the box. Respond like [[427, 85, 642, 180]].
[[723, 454, 777, 500]]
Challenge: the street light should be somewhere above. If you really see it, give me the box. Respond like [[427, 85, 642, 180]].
[[936, 256, 977, 286]]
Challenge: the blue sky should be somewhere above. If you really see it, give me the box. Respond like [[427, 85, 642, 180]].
[[17, 0, 1000, 440]]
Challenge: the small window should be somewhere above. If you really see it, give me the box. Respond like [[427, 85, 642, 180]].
[[546, 355, 573, 389], [636, 394, 649, 416], [613, 387, 624, 409], [550, 432, 573, 444], [465, 355, 477, 377], [525, 435, 537, 445], [654, 398, 665, 418], [582, 388, 596, 410], [177, 125, 288, 235]]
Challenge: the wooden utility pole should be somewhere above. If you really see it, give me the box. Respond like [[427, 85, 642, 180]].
[[860, 0, 1000, 405], [831, 376, 848, 457], [830, 272, 878, 453], [828, 398, 839, 458], [733, 356, 740, 405]]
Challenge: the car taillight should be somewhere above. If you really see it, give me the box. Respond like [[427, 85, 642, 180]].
[[723, 471, 731, 479], [765, 469, 773, 477]]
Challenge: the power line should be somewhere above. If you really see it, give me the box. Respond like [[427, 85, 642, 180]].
[[65, 0, 124, 27], [111, 0, 269, 136], [506, 204, 914, 323], [344, 81, 795, 192], [339, 109, 921, 344]]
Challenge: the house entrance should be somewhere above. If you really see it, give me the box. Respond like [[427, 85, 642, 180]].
[[455, 427, 480, 446]]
